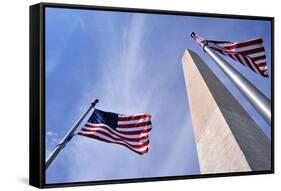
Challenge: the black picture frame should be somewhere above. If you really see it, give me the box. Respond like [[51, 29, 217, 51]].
[[30, 2, 274, 188]]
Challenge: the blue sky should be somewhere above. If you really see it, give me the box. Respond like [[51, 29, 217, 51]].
[[45, 7, 271, 184]]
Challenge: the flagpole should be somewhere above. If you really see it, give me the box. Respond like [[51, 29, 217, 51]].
[[190, 32, 271, 125], [45, 99, 99, 170]]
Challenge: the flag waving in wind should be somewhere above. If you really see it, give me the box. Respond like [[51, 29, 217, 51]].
[[78, 109, 152, 155], [192, 33, 269, 77]]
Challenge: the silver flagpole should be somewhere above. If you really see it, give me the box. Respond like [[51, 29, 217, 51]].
[[190, 32, 271, 125], [45, 99, 99, 170]]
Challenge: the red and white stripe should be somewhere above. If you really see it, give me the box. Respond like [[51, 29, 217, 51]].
[[78, 114, 152, 155], [195, 35, 206, 46], [208, 38, 268, 77]]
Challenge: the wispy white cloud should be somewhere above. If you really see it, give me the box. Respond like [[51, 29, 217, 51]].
[[77, 14, 150, 113]]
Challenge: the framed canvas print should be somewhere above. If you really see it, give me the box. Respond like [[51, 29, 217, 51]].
[[29, 2, 274, 188]]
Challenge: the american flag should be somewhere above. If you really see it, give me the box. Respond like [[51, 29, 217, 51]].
[[194, 34, 269, 77], [78, 109, 152, 155]]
